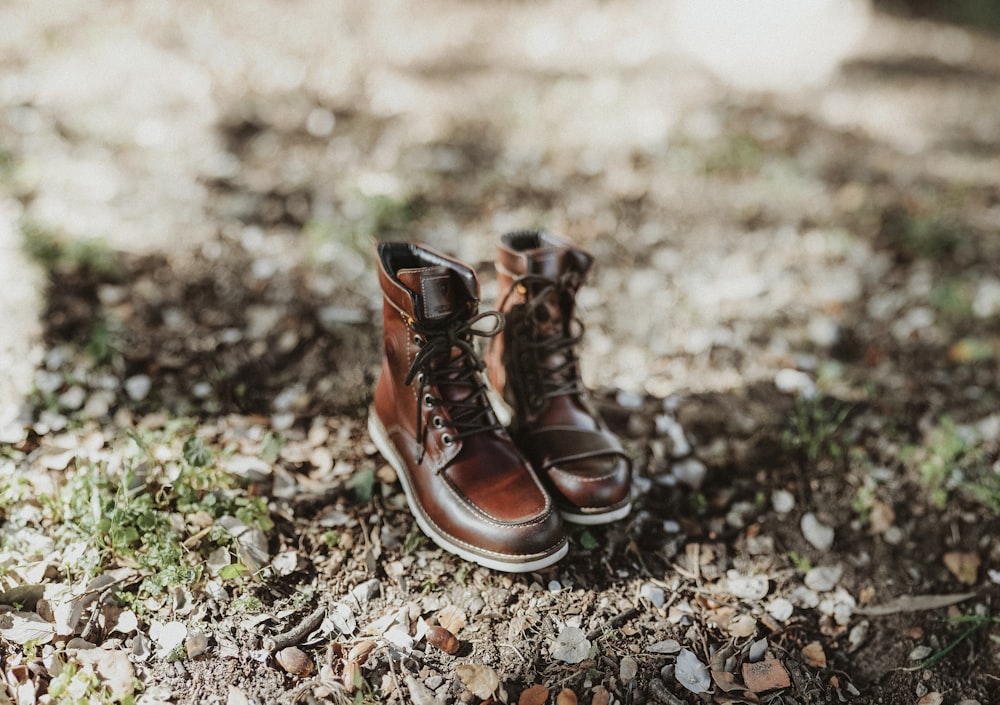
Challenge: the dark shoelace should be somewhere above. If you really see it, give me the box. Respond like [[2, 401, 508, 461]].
[[501, 271, 586, 411], [403, 310, 506, 462]]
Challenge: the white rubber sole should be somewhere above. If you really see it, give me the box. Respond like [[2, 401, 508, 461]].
[[561, 500, 633, 525], [366, 410, 568, 573]]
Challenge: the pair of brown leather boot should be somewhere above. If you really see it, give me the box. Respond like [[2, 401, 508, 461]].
[[368, 231, 631, 572]]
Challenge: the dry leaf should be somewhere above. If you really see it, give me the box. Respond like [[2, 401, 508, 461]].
[[0, 612, 56, 645], [942, 552, 980, 586], [801, 641, 827, 668], [728, 614, 757, 638], [68, 647, 136, 699], [619, 655, 639, 682], [917, 692, 943, 705], [550, 625, 591, 664], [436, 605, 467, 634], [556, 688, 578, 705], [590, 686, 611, 705], [455, 663, 499, 699], [854, 592, 976, 616], [518, 684, 549, 705], [675, 648, 712, 694], [227, 686, 252, 705]]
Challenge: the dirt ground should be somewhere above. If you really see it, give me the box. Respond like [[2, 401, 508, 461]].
[[2, 2, 1000, 704]]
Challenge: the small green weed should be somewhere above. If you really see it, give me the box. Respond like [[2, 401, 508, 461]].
[[904, 417, 989, 509], [21, 220, 123, 279], [880, 208, 965, 262], [700, 134, 765, 176], [37, 421, 274, 601], [781, 394, 852, 467], [788, 550, 812, 573], [907, 612, 1000, 671], [47, 660, 137, 705]]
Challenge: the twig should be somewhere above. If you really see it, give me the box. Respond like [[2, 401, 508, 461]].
[[264, 603, 327, 651], [586, 606, 640, 642]]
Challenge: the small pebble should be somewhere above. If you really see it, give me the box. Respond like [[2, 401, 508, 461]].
[[804, 565, 843, 592], [639, 582, 666, 608], [800, 513, 834, 551], [775, 368, 815, 397], [672, 458, 707, 489], [771, 489, 796, 514], [58, 385, 87, 410], [124, 374, 152, 402]]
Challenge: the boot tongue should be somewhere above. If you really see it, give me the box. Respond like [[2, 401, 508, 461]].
[[397, 265, 471, 322]]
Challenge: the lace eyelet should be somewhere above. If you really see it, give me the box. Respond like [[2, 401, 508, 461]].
[[417, 372, 425, 384], [432, 415, 444, 428], [413, 334, 424, 345], [441, 434, 453, 445], [423, 394, 434, 407]]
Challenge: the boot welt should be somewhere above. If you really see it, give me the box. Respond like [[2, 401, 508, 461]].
[[367, 410, 569, 573], [559, 499, 633, 525]]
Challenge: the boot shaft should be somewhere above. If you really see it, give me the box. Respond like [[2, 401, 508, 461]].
[[489, 230, 594, 421]]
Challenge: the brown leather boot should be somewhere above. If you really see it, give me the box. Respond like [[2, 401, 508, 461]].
[[487, 230, 632, 524], [368, 241, 568, 572]]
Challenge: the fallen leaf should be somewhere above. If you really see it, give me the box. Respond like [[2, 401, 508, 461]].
[[711, 669, 744, 693], [647, 638, 681, 654], [675, 648, 712, 694], [228, 686, 252, 705], [556, 688, 578, 705], [854, 592, 977, 616], [518, 684, 549, 705], [69, 647, 135, 699], [404, 674, 438, 705], [455, 664, 499, 699], [150, 620, 188, 659], [801, 641, 827, 668], [0, 612, 55, 645], [942, 552, 980, 586], [590, 686, 611, 705], [620, 655, 639, 682], [551, 625, 591, 664], [436, 605, 467, 634], [742, 658, 791, 693], [917, 692, 943, 705], [727, 614, 757, 638]]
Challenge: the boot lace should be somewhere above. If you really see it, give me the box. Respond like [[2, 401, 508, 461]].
[[403, 311, 506, 462], [501, 272, 586, 410]]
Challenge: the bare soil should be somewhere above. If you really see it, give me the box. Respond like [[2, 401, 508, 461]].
[[2, 2, 1000, 705]]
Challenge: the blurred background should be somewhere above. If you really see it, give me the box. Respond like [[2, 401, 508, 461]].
[[2, 0, 999, 428]]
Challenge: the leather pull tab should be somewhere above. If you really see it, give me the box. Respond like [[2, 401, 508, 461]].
[[397, 266, 460, 321]]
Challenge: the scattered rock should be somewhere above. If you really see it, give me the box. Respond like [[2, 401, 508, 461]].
[[804, 565, 843, 592], [275, 646, 313, 677], [771, 489, 796, 514], [801, 513, 835, 551], [425, 626, 459, 655]]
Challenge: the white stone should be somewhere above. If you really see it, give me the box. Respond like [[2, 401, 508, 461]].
[[804, 565, 843, 592], [800, 512, 834, 551], [124, 375, 152, 402], [771, 489, 796, 514]]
